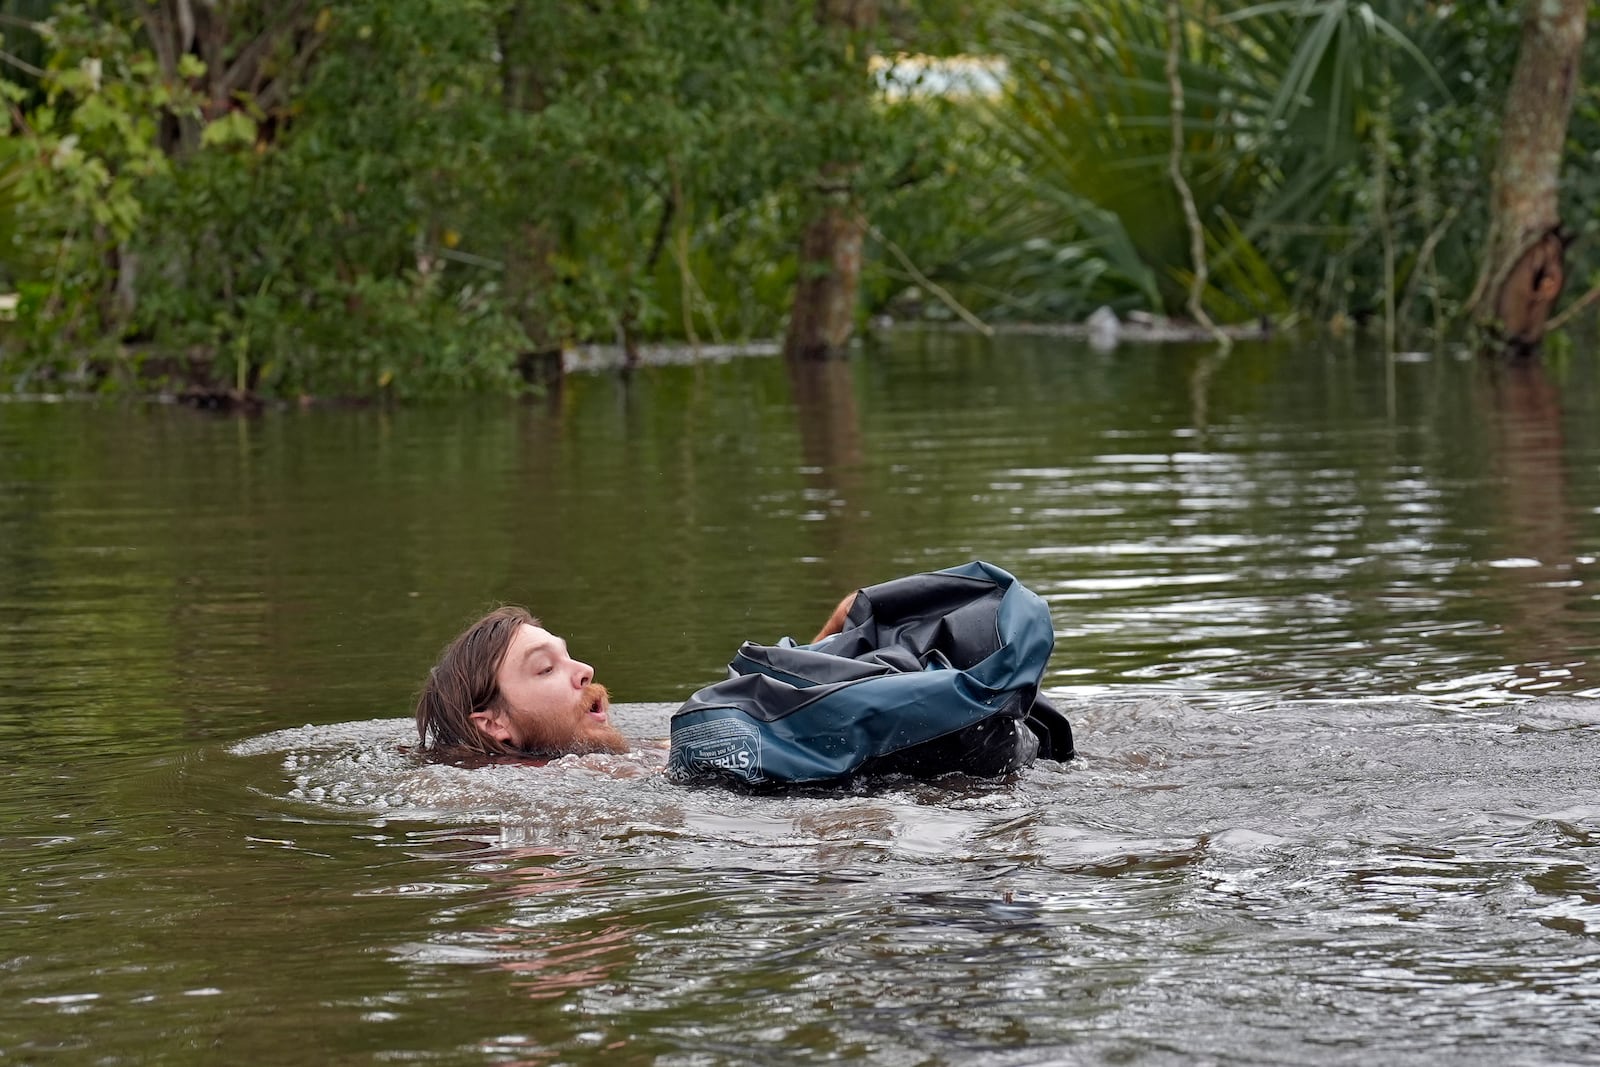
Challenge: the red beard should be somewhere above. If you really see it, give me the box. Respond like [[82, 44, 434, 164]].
[[519, 682, 630, 757]]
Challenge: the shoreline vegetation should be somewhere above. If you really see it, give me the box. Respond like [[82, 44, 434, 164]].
[[1, 2, 1594, 401], [0, 312, 1279, 411]]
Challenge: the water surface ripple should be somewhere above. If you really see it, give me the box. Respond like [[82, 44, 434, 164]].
[[212, 697, 1600, 1065], [3, 337, 1600, 1063]]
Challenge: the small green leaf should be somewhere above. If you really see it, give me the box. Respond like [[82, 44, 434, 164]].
[[200, 111, 258, 149]]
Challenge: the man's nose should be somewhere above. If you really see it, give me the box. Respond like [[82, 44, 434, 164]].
[[573, 659, 593, 687]]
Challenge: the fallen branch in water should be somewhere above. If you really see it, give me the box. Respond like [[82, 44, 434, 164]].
[[869, 226, 992, 337]]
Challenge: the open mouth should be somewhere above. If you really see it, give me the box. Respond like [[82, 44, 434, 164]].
[[583, 686, 610, 723]]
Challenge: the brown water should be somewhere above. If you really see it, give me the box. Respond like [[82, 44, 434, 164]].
[[3, 334, 1599, 1064]]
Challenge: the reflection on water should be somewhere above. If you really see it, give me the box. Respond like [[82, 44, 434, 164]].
[[3, 335, 1600, 1062]]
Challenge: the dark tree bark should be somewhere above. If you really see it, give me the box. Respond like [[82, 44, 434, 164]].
[[141, 0, 323, 155], [1469, 0, 1588, 357], [496, 4, 566, 381], [785, 169, 867, 361], [783, 0, 877, 362]]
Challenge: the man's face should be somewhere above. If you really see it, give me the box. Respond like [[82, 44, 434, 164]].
[[472, 623, 629, 755]]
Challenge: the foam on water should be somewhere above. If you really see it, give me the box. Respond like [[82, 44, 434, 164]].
[[232, 696, 1600, 892], [231, 705, 679, 832]]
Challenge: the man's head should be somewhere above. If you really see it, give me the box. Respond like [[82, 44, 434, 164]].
[[415, 606, 630, 758]]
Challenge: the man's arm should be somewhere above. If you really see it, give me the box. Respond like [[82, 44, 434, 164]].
[[811, 592, 857, 644]]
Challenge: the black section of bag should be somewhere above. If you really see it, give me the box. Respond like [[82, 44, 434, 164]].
[[857, 690, 1040, 779], [1024, 694, 1075, 761]]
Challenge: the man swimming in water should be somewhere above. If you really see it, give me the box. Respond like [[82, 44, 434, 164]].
[[414, 598, 855, 759]]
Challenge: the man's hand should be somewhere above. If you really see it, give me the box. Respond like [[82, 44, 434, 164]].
[[811, 592, 857, 644]]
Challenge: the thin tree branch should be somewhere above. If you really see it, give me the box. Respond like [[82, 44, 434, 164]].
[[1545, 280, 1600, 333], [868, 224, 992, 336], [1373, 75, 1396, 358], [253, 30, 325, 113], [143, 3, 180, 84], [175, 0, 196, 53], [222, 1, 310, 96], [1396, 204, 1459, 329], [1166, 0, 1228, 348], [0, 48, 46, 79], [643, 181, 676, 275]]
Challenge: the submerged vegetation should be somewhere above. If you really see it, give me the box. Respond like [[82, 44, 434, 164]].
[[0, 1, 1596, 398]]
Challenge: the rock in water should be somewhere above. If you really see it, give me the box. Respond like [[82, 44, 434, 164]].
[[1087, 305, 1121, 351]]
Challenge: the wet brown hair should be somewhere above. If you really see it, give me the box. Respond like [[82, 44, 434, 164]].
[[414, 605, 537, 757]]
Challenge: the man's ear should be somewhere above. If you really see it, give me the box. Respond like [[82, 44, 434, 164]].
[[469, 709, 514, 745]]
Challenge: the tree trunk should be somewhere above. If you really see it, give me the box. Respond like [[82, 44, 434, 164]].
[[785, 178, 866, 361], [1470, 0, 1588, 357], [496, 6, 565, 381], [1484, 360, 1574, 667], [506, 221, 565, 381], [783, 0, 877, 362], [140, 0, 322, 156]]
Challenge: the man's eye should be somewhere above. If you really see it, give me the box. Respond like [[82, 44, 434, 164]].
[[538, 666, 554, 676]]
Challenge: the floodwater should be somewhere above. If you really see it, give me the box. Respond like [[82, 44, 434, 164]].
[[2, 333, 1599, 1064]]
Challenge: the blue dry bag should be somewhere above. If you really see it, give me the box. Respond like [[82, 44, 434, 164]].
[[668, 561, 1073, 787]]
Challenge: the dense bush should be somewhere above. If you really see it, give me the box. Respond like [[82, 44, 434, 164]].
[[2, 0, 961, 396], [2, 1, 1596, 396]]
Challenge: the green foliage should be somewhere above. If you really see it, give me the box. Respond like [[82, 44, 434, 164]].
[[0, 0, 57, 105], [117, 0, 534, 396], [999, 2, 1261, 309], [973, 0, 1528, 339], [0, 0, 1592, 393], [0, 4, 200, 385], [864, 91, 1166, 322], [1225, 0, 1520, 332], [4, 0, 984, 396], [1560, 18, 1600, 327]]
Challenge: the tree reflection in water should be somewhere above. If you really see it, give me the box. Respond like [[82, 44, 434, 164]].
[[1483, 359, 1584, 690]]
